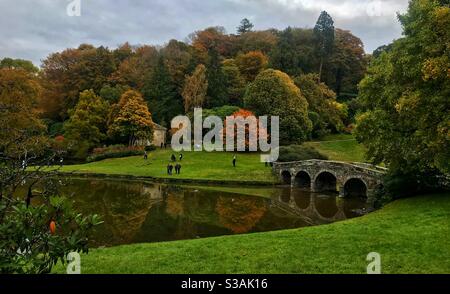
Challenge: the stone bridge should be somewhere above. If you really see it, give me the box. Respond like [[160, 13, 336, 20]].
[[272, 160, 387, 203]]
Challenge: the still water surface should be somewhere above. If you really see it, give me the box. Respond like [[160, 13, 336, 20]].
[[30, 177, 371, 247]]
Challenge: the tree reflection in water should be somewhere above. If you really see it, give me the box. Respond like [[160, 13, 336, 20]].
[[23, 178, 369, 247]]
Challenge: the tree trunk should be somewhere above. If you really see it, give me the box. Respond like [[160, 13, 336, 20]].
[[318, 57, 323, 83]]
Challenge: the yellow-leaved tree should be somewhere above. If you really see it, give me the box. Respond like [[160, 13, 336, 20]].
[[108, 90, 154, 146]]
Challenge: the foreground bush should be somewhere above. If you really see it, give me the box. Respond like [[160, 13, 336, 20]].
[[87, 145, 145, 162], [277, 145, 328, 162]]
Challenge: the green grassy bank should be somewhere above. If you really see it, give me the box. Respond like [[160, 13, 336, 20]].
[[305, 134, 367, 162], [54, 193, 450, 274], [56, 135, 365, 184], [58, 149, 276, 184]]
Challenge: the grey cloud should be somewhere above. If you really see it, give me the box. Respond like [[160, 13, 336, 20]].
[[0, 0, 409, 66]]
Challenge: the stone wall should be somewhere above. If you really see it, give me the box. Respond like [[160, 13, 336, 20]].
[[273, 160, 386, 204]]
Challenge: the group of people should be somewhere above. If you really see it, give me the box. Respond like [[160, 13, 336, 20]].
[[167, 162, 182, 175], [167, 153, 183, 175]]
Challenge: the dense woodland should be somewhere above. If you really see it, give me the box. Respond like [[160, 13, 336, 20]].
[[1, 12, 368, 159], [1, 0, 448, 182]]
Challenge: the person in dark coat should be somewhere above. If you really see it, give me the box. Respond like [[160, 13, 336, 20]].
[[171, 154, 176, 162], [175, 163, 181, 174], [232, 155, 236, 167], [143, 151, 148, 160], [179, 153, 183, 161], [168, 164, 174, 175]]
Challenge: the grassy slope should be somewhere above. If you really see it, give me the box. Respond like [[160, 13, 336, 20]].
[[59, 150, 276, 184], [305, 134, 367, 162], [54, 193, 450, 274], [57, 135, 366, 182]]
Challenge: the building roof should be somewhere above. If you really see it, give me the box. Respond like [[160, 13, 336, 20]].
[[153, 123, 167, 131]]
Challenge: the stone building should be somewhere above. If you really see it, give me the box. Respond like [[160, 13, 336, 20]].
[[136, 123, 167, 147], [152, 123, 167, 147]]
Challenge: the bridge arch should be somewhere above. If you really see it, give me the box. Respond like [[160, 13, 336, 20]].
[[294, 171, 311, 189], [281, 170, 292, 185], [314, 171, 338, 193], [343, 178, 368, 199]]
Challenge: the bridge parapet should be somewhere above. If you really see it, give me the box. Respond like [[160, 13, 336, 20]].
[[272, 160, 386, 204]]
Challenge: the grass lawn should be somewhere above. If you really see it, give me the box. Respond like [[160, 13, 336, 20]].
[[58, 149, 276, 184], [53, 193, 450, 274], [305, 134, 367, 162], [56, 135, 367, 183]]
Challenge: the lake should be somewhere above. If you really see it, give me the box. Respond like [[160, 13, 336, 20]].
[[25, 177, 372, 247]]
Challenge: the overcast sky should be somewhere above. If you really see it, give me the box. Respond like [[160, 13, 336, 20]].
[[0, 0, 410, 66]]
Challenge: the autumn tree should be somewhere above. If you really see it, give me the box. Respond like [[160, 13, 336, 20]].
[[355, 0, 450, 193], [236, 51, 268, 82], [0, 68, 47, 156], [314, 11, 335, 81], [190, 27, 234, 58], [64, 90, 109, 158], [182, 64, 208, 113], [236, 30, 278, 55], [110, 45, 158, 90], [108, 90, 154, 146], [237, 18, 254, 35], [244, 69, 312, 144], [221, 109, 269, 150], [40, 44, 116, 120]]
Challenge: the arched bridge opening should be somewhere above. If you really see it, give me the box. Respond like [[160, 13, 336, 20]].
[[294, 171, 311, 189], [343, 178, 367, 199], [314, 172, 338, 193]]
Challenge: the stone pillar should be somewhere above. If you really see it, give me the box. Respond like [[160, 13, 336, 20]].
[[366, 189, 377, 206], [338, 185, 346, 198]]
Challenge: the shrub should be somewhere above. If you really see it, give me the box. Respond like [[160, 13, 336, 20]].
[[0, 195, 102, 274], [144, 145, 157, 152], [277, 145, 328, 162], [87, 145, 144, 162]]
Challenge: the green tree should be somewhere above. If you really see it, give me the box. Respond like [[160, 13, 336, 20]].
[[206, 49, 228, 108], [244, 69, 312, 144], [0, 58, 39, 73], [325, 29, 367, 99], [314, 11, 335, 81], [64, 90, 109, 158], [222, 59, 246, 106], [143, 56, 183, 126], [182, 64, 208, 113], [108, 90, 154, 146], [294, 74, 346, 137], [237, 18, 254, 35], [99, 84, 128, 103], [355, 0, 450, 179]]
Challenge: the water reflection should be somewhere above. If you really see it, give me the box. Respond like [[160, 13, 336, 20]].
[[19, 178, 370, 247]]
